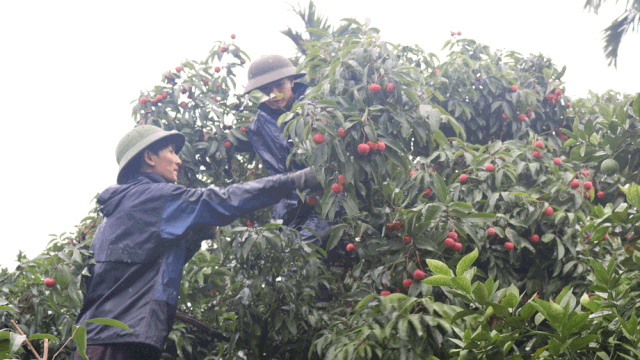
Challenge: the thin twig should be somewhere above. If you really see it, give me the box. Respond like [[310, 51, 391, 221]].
[[51, 326, 80, 360], [10, 320, 42, 360], [43, 339, 48, 360]]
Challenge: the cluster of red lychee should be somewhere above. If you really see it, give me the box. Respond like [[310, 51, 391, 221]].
[[444, 231, 463, 251], [369, 82, 396, 96]]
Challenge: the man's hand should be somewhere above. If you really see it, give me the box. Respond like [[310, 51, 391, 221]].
[[289, 167, 318, 190]]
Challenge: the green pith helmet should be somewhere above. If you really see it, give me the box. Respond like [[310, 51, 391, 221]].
[[115, 125, 185, 184], [243, 55, 306, 95]]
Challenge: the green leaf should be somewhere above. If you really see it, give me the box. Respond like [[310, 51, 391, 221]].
[[426, 259, 452, 277], [80, 318, 133, 332], [28, 333, 60, 342], [8, 332, 26, 355], [0, 306, 17, 312], [463, 213, 495, 223], [73, 325, 89, 360], [423, 275, 454, 287], [456, 248, 479, 277], [432, 173, 448, 203]]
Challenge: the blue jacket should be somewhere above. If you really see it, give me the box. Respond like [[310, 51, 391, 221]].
[[76, 171, 298, 351], [238, 83, 333, 246]]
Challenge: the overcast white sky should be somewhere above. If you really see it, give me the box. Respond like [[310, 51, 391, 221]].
[[0, 0, 638, 269]]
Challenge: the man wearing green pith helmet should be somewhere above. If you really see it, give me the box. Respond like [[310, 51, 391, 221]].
[[73, 125, 318, 360]]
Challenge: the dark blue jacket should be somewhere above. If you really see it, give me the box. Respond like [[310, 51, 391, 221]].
[[237, 83, 333, 246], [76, 171, 298, 351]]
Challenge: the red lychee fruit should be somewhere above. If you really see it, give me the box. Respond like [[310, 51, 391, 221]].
[[545, 207, 554, 216], [535, 141, 544, 149], [583, 181, 593, 190], [44, 278, 56, 288], [444, 238, 455, 248], [369, 83, 381, 94], [403, 278, 413, 288], [381, 290, 391, 296], [554, 158, 562, 165], [533, 151, 542, 158], [346, 243, 355, 252], [504, 242, 514, 250], [313, 133, 325, 144], [530, 234, 540, 243], [306, 196, 317, 206], [385, 83, 395, 94], [337, 128, 347, 138], [487, 228, 496, 236], [331, 183, 343, 194], [424, 188, 432, 196], [403, 236, 412, 245], [357, 143, 370, 156], [460, 174, 468, 183], [140, 97, 148, 104], [510, 85, 518, 92], [448, 232, 458, 240], [377, 141, 386, 151], [453, 242, 463, 251], [485, 163, 494, 172], [597, 191, 605, 199], [571, 179, 580, 188], [413, 269, 426, 280]]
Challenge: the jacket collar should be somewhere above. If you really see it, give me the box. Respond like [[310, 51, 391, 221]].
[[125, 172, 168, 184]]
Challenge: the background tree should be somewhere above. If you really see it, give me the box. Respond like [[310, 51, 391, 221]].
[[583, 0, 640, 67]]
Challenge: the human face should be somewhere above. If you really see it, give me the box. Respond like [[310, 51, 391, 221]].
[[143, 145, 182, 183], [259, 77, 295, 109]]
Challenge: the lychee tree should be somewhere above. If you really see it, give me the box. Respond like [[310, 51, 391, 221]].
[[1, 2, 640, 360]]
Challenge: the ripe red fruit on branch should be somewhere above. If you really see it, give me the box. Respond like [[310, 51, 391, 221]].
[[535, 141, 544, 149], [338, 174, 346, 185], [533, 151, 542, 158], [460, 174, 468, 183], [331, 183, 343, 194], [337, 128, 347, 138], [530, 234, 539, 243], [346, 243, 355, 252], [369, 83, 381, 94], [240, 126, 247, 133], [502, 112, 509, 120], [444, 238, 455, 248], [597, 191, 605, 199], [487, 228, 496, 236], [313, 133, 325, 144], [403, 236, 412, 245], [554, 158, 562, 165], [453, 242, 463, 251], [176, 66, 183, 72], [504, 242, 514, 250], [380, 290, 391, 296], [220, 46, 226, 52], [357, 143, 370, 156], [385, 83, 395, 94], [448, 232, 458, 240], [247, 221, 253, 227], [403, 279, 413, 288], [582, 170, 590, 177], [583, 181, 593, 190], [433, 69, 439, 75], [518, 114, 527, 121], [216, 83, 223, 88], [413, 269, 426, 280], [306, 196, 316, 206], [457, 31, 461, 36], [510, 85, 518, 92], [215, 67, 221, 73], [554, 89, 562, 96], [409, 171, 416, 178], [366, 141, 378, 151], [424, 188, 431, 196], [224, 141, 232, 148], [44, 278, 56, 288], [571, 179, 580, 188], [231, 34, 236, 39], [566, 102, 571, 107], [140, 97, 148, 104], [485, 163, 494, 172], [377, 141, 386, 151], [545, 207, 554, 216]]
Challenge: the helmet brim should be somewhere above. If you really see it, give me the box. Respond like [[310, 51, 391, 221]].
[[243, 70, 306, 95]]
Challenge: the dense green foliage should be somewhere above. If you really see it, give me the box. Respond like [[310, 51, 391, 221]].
[[1, 3, 639, 359]]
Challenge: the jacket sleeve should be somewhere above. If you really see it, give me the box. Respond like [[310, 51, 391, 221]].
[[159, 173, 297, 239]]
